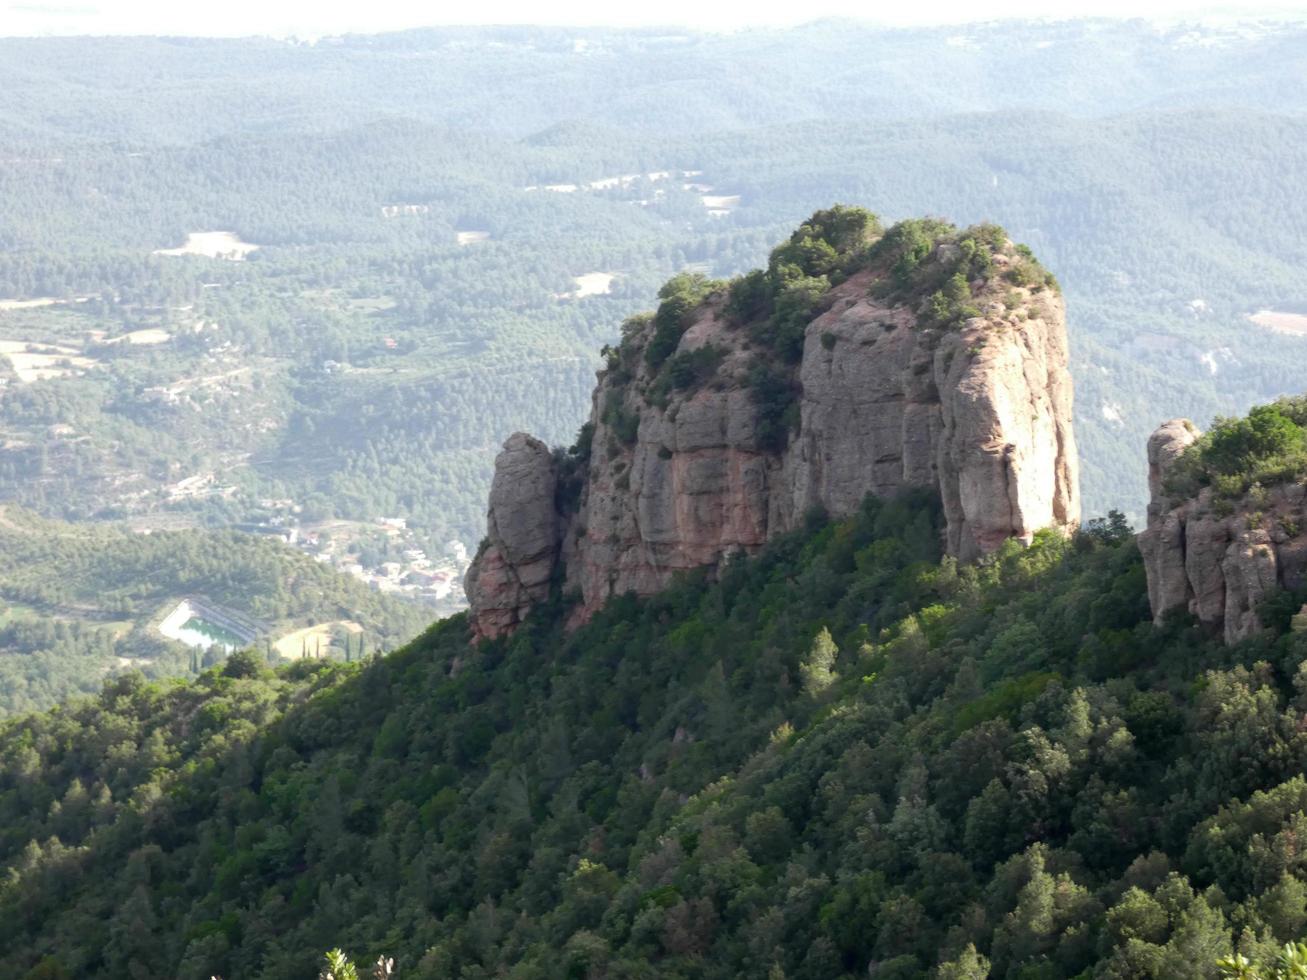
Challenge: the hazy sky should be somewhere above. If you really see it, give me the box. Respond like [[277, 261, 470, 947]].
[[2, 0, 1306, 36]]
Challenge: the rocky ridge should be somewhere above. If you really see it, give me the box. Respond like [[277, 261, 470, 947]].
[[1140, 415, 1307, 643], [467, 209, 1081, 639]]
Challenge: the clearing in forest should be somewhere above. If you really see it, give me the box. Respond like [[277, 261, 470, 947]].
[[571, 272, 616, 297], [1249, 309, 1307, 336], [0, 340, 97, 382], [153, 231, 260, 260], [273, 620, 363, 660]]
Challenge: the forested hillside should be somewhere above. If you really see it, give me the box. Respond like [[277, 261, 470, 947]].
[[6, 424, 1307, 977], [0, 508, 427, 716]]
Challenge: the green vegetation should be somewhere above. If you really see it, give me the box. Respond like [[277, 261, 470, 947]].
[[859, 218, 1053, 331], [554, 422, 594, 517], [601, 391, 640, 447], [924, 269, 983, 329], [648, 344, 727, 407], [646, 274, 722, 372], [2, 25, 1307, 555], [730, 205, 880, 363], [9, 487, 1307, 976], [747, 357, 800, 453], [1218, 943, 1307, 979], [0, 507, 426, 715], [869, 216, 958, 292], [314, 948, 393, 980], [768, 205, 883, 281], [5, 26, 1307, 969], [1168, 400, 1307, 500], [719, 214, 1030, 451]]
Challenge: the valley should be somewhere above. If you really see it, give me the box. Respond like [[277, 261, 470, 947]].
[[0, 503, 428, 714]]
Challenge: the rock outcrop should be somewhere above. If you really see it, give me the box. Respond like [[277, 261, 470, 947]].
[[1140, 418, 1307, 644], [463, 434, 560, 638], [468, 210, 1081, 640]]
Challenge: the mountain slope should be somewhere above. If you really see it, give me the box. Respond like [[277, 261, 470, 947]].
[[5, 456, 1307, 976]]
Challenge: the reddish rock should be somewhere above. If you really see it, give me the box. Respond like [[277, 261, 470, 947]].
[[468, 227, 1081, 639], [1141, 417, 1307, 643]]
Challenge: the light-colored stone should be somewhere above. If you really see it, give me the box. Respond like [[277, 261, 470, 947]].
[[1141, 419, 1307, 643], [469, 230, 1082, 638], [1138, 418, 1202, 620], [465, 433, 559, 640], [1223, 530, 1279, 643]]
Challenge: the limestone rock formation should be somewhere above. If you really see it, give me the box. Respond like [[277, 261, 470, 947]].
[[468, 211, 1081, 640], [1140, 418, 1307, 643]]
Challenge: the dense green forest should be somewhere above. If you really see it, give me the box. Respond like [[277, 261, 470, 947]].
[[7, 476, 1307, 976], [0, 508, 427, 716]]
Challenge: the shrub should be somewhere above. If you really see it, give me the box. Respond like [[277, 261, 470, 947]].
[[1168, 401, 1307, 500], [867, 217, 954, 290], [646, 344, 727, 407], [726, 269, 773, 324], [554, 423, 594, 514], [645, 274, 717, 371], [768, 205, 881, 279], [755, 274, 829, 363], [602, 392, 639, 446], [747, 358, 800, 452], [1205, 405, 1305, 475], [665, 344, 725, 390], [724, 206, 880, 343], [923, 271, 981, 329]]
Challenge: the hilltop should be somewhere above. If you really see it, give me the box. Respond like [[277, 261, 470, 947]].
[[4, 26, 1307, 566], [469, 209, 1078, 637], [1141, 399, 1307, 644]]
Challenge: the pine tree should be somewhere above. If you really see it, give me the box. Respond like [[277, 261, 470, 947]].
[[799, 627, 838, 695]]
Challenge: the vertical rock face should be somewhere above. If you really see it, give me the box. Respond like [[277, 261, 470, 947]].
[[767, 276, 1078, 560], [464, 434, 559, 640], [1137, 420, 1201, 619], [1140, 418, 1307, 644], [468, 211, 1081, 640]]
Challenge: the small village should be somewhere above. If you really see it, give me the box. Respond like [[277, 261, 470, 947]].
[[245, 504, 472, 614]]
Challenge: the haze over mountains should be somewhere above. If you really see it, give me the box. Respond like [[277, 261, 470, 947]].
[[0, 17, 1305, 710]]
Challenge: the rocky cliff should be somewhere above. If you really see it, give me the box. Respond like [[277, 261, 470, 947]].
[[468, 209, 1081, 639], [1140, 412, 1307, 643]]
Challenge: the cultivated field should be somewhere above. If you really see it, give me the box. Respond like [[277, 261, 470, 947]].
[[0, 340, 97, 382], [273, 620, 363, 660]]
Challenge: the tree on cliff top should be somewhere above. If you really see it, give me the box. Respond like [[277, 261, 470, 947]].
[[1169, 398, 1307, 497]]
